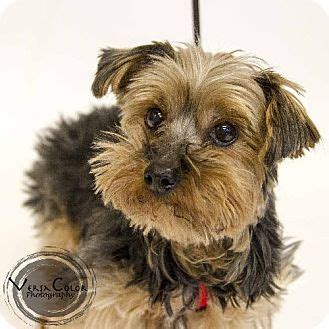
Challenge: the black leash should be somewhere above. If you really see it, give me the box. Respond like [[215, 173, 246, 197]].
[[192, 0, 201, 46]]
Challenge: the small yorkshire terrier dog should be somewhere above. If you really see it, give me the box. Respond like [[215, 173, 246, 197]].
[[26, 42, 320, 328]]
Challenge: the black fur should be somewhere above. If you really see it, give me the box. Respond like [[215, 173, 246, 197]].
[[25, 107, 283, 320], [25, 107, 121, 225]]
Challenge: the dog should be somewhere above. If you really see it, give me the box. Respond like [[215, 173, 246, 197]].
[[25, 42, 320, 328]]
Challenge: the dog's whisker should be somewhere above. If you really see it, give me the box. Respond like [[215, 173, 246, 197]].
[[100, 130, 129, 142], [184, 154, 201, 178]]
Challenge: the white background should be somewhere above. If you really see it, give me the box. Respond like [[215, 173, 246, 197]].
[[0, 0, 328, 328]]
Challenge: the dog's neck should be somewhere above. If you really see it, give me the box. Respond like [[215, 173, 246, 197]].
[[141, 194, 282, 314]]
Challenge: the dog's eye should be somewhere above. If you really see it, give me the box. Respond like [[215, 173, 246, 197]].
[[145, 108, 164, 129], [210, 122, 238, 146]]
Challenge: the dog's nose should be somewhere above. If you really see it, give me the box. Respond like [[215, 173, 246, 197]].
[[144, 165, 180, 195]]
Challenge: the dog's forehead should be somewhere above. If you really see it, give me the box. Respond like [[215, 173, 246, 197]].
[[132, 47, 265, 129]]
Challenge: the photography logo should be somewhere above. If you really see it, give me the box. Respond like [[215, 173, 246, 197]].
[[3, 247, 96, 326]]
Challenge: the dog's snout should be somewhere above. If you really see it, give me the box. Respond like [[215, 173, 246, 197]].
[[144, 164, 180, 195]]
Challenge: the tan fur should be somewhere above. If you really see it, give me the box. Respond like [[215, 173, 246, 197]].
[[169, 231, 251, 285], [36, 217, 79, 252]]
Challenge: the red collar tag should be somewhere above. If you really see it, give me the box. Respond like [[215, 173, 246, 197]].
[[196, 283, 208, 311]]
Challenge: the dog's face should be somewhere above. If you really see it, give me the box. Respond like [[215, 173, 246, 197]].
[[91, 42, 319, 246]]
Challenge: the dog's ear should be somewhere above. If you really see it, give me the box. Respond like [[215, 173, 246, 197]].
[[256, 70, 320, 165], [92, 41, 175, 98]]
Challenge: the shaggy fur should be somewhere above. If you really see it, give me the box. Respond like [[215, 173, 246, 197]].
[[26, 42, 320, 328]]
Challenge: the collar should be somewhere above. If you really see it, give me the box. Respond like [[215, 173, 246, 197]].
[[196, 283, 208, 311]]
